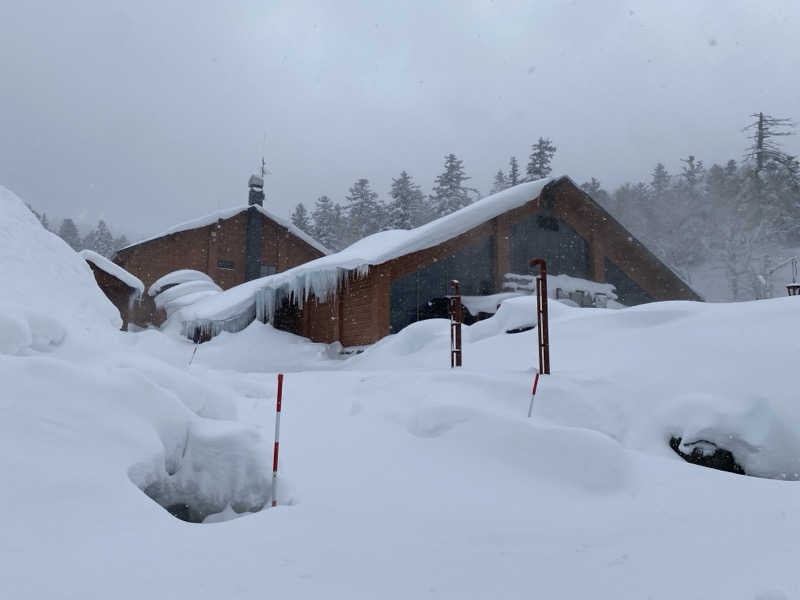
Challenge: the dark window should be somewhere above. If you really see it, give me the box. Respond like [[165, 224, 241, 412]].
[[390, 235, 494, 332], [217, 259, 235, 270], [260, 264, 277, 276], [510, 212, 589, 278], [604, 258, 652, 306]]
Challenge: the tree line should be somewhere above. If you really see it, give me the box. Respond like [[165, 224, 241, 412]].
[[577, 113, 799, 300], [293, 113, 799, 301], [290, 138, 558, 251], [28, 207, 129, 258]]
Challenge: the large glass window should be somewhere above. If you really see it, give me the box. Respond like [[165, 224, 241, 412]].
[[509, 213, 589, 278], [390, 235, 494, 332], [604, 258, 652, 305]]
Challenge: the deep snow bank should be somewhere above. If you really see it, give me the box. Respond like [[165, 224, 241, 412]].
[[0, 185, 121, 352]]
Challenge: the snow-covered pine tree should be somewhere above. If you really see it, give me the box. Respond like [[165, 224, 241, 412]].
[[508, 156, 521, 187], [525, 138, 556, 181], [113, 234, 129, 254], [430, 153, 477, 218], [83, 220, 115, 256], [58, 218, 82, 250], [650, 163, 671, 201], [291, 202, 312, 233], [579, 178, 611, 206], [311, 195, 342, 251], [490, 170, 508, 194], [343, 178, 384, 245], [387, 171, 425, 229]]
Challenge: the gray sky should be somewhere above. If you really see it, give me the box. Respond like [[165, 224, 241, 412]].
[[2, 0, 799, 240]]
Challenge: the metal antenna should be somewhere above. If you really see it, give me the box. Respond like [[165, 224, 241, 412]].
[[260, 133, 271, 178]]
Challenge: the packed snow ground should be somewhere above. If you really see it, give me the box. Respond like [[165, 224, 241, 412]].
[[3, 185, 800, 599]]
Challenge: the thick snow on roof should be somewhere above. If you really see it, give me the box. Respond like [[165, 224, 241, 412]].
[[120, 204, 330, 255], [175, 178, 555, 332], [79, 250, 145, 297], [149, 269, 214, 297]]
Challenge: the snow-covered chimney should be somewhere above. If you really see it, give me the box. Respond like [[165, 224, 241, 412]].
[[248, 175, 265, 206]]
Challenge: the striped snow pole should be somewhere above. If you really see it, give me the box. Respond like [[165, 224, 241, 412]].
[[271, 373, 284, 508], [527, 371, 540, 418]]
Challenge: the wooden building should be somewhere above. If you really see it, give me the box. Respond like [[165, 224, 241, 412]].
[[113, 176, 327, 296], [182, 176, 702, 347]]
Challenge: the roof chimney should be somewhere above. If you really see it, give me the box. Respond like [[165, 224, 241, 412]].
[[248, 175, 265, 206]]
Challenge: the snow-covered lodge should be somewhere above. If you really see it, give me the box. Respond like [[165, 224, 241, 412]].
[[175, 176, 701, 347], [113, 176, 328, 299]]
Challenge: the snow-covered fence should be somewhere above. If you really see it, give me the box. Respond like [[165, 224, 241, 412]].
[[503, 272, 617, 308]]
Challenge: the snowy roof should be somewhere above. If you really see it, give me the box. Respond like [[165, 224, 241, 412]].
[[119, 204, 330, 255], [79, 249, 145, 297], [176, 177, 556, 327], [149, 269, 215, 297]]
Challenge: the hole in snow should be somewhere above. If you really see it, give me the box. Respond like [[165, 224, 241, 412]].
[[669, 436, 746, 475], [129, 422, 279, 523], [505, 323, 536, 334]]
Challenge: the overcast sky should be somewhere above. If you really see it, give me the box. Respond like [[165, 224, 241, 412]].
[[2, 0, 799, 240]]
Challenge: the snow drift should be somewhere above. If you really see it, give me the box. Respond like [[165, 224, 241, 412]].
[[0, 185, 122, 353]]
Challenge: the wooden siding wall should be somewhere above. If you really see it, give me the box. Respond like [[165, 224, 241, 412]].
[[298, 179, 699, 347]]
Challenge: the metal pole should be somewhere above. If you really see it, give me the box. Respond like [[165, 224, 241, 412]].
[[271, 373, 283, 508], [530, 259, 550, 374], [527, 372, 540, 417], [449, 280, 462, 367]]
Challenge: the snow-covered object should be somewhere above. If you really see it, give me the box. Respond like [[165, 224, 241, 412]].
[[504, 272, 618, 305], [0, 185, 121, 353], [460, 292, 523, 315], [78, 249, 145, 298], [149, 269, 215, 297], [154, 279, 222, 310], [153, 278, 222, 319], [176, 178, 556, 337], [122, 204, 330, 255]]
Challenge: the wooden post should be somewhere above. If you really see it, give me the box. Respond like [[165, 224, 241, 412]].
[[530, 259, 550, 375], [449, 280, 462, 367]]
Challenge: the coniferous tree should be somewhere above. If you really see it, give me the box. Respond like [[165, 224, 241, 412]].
[[650, 163, 671, 201], [58, 218, 82, 250], [112, 234, 129, 254], [311, 195, 341, 250], [83, 220, 114, 257], [291, 202, 312, 233], [579, 178, 611, 206], [491, 170, 508, 194], [430, 153, 477, 218], [387, 171, 425, 229], [525, 138, 557, 181], [745, 112, 795, 181], [344, 178, 384, 244], [508, 156, 521, 186]]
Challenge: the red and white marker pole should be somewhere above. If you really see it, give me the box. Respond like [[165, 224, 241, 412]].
[[527, 371, 540, 418], [271, 373, 284, 508]]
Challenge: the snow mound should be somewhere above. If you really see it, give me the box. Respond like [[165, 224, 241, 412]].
[[0, 185, 121, 353], [149, 269, 215, 297]]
